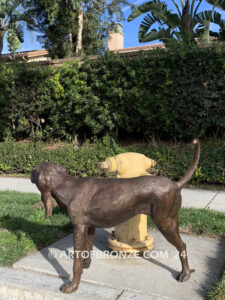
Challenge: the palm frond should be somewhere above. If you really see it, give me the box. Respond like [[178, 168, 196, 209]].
[[138, 13, 162, 41], [195, 10, 223, 27], [195, 10, 223, 43], [128, 0, 161, 21], [19, 11, 36, 31], [206, 0, 225, 11], [128, 0, 180, 30], [15, 23, 24, 42], [140, 27, 174, 43]]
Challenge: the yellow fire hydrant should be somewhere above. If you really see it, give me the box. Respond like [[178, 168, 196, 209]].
[[101, 152, 156, 253]]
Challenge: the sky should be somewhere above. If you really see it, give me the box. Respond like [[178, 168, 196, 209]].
[[2, 0, 225, 54]]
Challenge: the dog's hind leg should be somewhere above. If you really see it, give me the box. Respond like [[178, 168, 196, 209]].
[[61, 224, 87, 293], [153, 216, 191, 282], [83, 226, 95, 269]]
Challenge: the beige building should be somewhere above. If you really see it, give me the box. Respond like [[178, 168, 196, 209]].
[[2, 24, 164, 62], [1, 49, 49, 62], [107, 23, 165, 55]]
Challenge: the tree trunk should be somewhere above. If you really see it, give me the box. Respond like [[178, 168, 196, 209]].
[[76, 1, 83, 54], [0, 30, 6, 58], [69, 32, 73, 47]]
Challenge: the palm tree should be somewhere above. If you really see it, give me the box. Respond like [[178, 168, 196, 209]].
[[0, 0, 31, 57], [206, 0, 225, 11], [128, 0, 224, 46], [206, 0, 225, 40]]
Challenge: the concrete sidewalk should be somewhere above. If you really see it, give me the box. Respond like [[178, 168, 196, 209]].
[[9, 228, 225, 299], [0, 176, 224, 212]]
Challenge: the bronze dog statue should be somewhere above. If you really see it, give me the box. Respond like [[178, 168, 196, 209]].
[[31, 139, 200, 294]]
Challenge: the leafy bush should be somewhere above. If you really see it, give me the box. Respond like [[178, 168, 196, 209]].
[[0, 139, 224, 185], [1, 45, 225, 141], [0, 61, 105, 141], [142, 141, 225, 185], [0, 137, 124, 176], [81, 45, 225, 141]]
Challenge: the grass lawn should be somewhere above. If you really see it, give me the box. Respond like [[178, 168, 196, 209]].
[[147, 208, 225, 239], [207, 270, 225, 300], [1, 191, 225, 299], [0, 191, 72, 266]]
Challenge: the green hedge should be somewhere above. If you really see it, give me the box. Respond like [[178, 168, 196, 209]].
[[0, 61, 100, 141], [0, 139, 224, 185], [1, 45, 225, 141], [81, 46, 225, 141]]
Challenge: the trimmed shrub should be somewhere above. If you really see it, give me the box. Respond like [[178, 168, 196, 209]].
[[1, 45, 225, 141], [0, 61, 104, 141], [81, 46, 225, 141], [0, 139, 224, 185]]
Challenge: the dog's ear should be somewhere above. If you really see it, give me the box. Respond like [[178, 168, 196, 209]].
[[38, 173, 51, 190], [56, 165, 68, 175]]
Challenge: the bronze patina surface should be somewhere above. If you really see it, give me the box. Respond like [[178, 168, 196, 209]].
[[30, 139, 200, 294]]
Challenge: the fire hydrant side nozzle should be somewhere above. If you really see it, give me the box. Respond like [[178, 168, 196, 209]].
[[101, 157, 119, 173], [145, 157, 156, 171]]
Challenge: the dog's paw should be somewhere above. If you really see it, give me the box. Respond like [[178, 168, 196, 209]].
[[61, 282, 78, 293], [177, 270, 191, 282]]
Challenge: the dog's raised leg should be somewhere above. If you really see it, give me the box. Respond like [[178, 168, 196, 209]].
[[61, 224, 87, 293], [153, 216, 191, 282], [83, 226, 95, 269]]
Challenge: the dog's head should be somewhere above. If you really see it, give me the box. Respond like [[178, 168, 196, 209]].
[[31, 163, 68, 218]]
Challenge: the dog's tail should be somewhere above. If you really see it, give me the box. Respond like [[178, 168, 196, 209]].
[[176, 139, 200, 189]]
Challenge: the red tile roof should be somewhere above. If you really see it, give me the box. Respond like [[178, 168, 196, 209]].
[[2, 43, 165, 62], [2, 49, 48, 58], [113, 43, 165, 53]]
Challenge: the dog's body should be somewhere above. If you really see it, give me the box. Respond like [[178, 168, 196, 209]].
[[31, 139, 200, 294]]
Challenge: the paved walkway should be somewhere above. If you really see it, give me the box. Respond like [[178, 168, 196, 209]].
[[3, 228, 225, 300], [0, 176, 224, 212]]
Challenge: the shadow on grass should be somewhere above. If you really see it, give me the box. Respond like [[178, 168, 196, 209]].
[[1, 209, 72, 284], [202, 242, 225, 299]]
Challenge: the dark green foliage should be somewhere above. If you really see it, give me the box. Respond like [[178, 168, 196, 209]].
[[0, 60, 105, 141], [0, 138, 122, 176], [81, 46, 225, 141], [0, 139, 224, 185], [23, 0, 130, 58], [142, 141, 225, 185], [1, 46, 225, 141]]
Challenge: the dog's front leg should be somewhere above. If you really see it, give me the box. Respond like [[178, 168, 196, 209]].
[[41, 191, 53, 219], [61, 224, 87, 293], [83, 226, 95, 269]]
